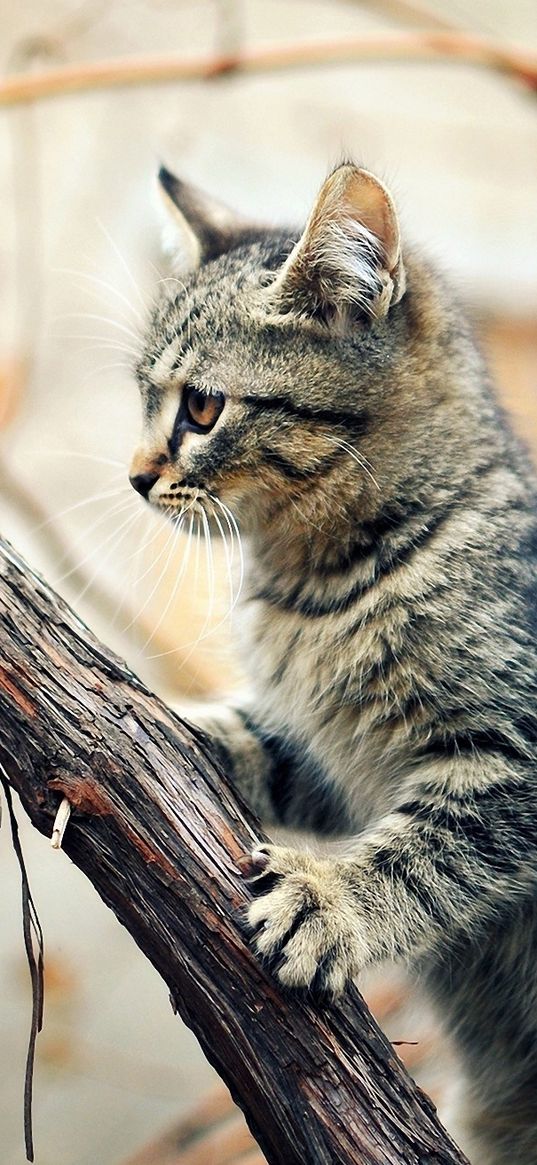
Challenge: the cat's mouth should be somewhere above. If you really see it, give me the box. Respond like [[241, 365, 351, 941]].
[[153, 481, 236, 532], [129, 459, 246, 534], [151, 482, 241, 550]]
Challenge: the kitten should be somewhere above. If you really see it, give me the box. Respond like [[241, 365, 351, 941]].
[[130, 161, 537, 1165]]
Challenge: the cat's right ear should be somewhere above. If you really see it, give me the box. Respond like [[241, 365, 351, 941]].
[[157, 165, 251, 272]]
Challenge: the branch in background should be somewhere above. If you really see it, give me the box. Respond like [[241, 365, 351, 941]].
[[0, 460, 121, 616], [0, 32, 535, 107], [359, 0, 461, 31], [0, 532, 469, 1165]]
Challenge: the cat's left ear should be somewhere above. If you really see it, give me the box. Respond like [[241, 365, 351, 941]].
[[269, 164, 405, 325], [157, 165, 252, 271]]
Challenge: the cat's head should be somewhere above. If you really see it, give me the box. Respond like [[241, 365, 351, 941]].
[[130, 162, 410, 542]]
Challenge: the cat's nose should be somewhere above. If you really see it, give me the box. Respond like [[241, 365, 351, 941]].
[[129, 471, 159, 499]]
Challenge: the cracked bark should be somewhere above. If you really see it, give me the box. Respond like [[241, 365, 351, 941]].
[[0, 535, 469, 1165]]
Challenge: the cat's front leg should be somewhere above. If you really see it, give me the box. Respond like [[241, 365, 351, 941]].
[[242, 837, 430, 996], [175, 700, 284, 824], [243, 767, 535, 996]]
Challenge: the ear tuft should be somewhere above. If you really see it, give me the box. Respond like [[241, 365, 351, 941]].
[[268, 164, 405, 327], [156, 165, 254, 270], [158, 164, 181, 204], [156, 165, 202, 273]]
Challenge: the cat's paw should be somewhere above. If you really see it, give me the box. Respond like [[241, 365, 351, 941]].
[[242, 845, 368, 997]]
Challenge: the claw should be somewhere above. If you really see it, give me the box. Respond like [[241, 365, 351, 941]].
[[251, 847, 270, 870], [237, 847, 270, 879], [236, 854, 255, 875]]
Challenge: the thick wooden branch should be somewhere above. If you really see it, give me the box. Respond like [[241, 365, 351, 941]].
[[0, 535, 468, 1165]]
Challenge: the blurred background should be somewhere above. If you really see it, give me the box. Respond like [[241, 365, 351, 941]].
[[1, 2, 536, 1162]]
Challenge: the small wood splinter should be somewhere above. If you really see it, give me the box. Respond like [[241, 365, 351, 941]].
[[51, 797, 72, 850]]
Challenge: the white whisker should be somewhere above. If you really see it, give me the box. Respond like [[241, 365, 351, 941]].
[[56, 334, 139, 358], [96, 218, 146, 309], [325, 435, 380, 491], [39, 451, 126, 469], [54, 495, 135, 573], [30, 483, 131, 533], [54, 500, 139, 586], [211, 507, 234, 614], [54, 267, 144, 324], [141, 511, 195, 650], [158, 509, 215, 666], [215, 497, 244, 610], [202, 507, 216, 631], [111, 506, 155, 630], [123, 505, 191, 632], [123, 509, 167, 572], [148, 497, 244, 660], [54, 311, 141, 346], [78, 360, 132, 385], [70, 508, 141, 603]]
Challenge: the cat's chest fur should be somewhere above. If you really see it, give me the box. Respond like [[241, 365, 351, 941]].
[[239, 590, 410, 830]]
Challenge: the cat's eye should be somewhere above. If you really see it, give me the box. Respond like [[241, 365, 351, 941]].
[[184, 384, 225, 432]]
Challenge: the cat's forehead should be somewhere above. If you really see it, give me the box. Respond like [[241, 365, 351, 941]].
[[157, 257, 243, 331], [164, 235, 290, 311], [138, 236, 294, 386], [138, 278, 235, 388]]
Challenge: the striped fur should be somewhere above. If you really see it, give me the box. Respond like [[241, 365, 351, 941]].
[[130, 164, 537, 1164]]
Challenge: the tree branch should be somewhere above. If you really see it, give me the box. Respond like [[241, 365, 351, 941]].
[[0, 534, 469, 1165], [0, 32, 535, 107]]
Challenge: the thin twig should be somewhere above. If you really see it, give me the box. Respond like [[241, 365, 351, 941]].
[[51, 796, 71, 849], [0, 32, 535, 107], [358, 0, 464, 33]]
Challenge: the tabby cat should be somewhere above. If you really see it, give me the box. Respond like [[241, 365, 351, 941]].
[[129, 161, 537, 1165]]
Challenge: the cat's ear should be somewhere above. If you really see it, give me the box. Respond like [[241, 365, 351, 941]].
[[157, 165, 251, 271], [269, 164, 405, 325]]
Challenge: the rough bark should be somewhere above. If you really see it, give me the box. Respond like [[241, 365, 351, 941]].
[[0, 535, 469, 1165]]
